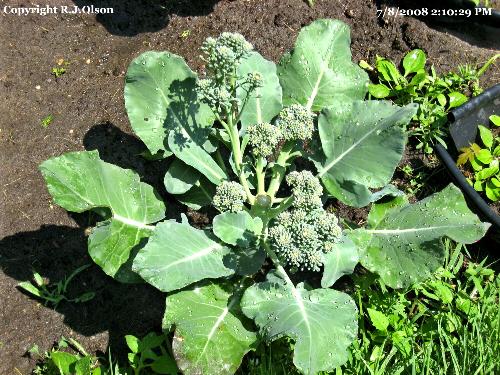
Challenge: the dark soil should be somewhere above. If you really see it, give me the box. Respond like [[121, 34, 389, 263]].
[[1, 0, 499, 373]]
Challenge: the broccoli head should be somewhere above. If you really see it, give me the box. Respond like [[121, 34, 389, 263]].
[[201, 33, 253, 81], [286, 170, 323, 211], [276, 104, 315, 141], [268, 208, 342, 272], [246, 122, 282, 158], [213, 181, 247, 213]]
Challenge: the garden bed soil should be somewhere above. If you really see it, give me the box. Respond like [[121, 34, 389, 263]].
[[1, 0, 499, 373]]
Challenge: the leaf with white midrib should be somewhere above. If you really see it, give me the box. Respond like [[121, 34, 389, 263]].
[[163, 282, 257, 375], [317, 100, 417, 207], [125, 51, 215, 157], [132, 221, 235, 292], [351, 184, 490, 289], [39, 150, 165, 278], [278, 19, 368, 111], [241, 269, 357, 374]]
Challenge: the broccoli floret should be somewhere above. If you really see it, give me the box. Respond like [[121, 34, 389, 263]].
[[201, 33, 253, 81], [276, 104, 315, 141], [213, 181, 247, 213], [246, 122, 282, 158], [286, 170, 323, 211], [268, 208, 342, 272], [196, 78, 234, 113]]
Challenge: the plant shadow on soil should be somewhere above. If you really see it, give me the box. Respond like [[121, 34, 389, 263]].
[[71, 0, 221, 36], [0, 123, 185, 361]]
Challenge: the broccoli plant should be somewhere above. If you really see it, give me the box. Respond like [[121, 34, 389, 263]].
[[39, 20, 490, 375]]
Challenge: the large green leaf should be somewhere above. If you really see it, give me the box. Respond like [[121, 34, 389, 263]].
[[125, 51, 214, 156], [317, 101, 417, 207], [321, 236, 359, 288], [278, 19, 368, 111], [164, 159, 201, 195], [350, 184, 490, 289], [212, 211, 262, 247], [237, 51, 282, 131], [132, 221, 234, 292], [39, 150, 165, 278], [163, 282, 257, 375], [241, 270, 357, 374]]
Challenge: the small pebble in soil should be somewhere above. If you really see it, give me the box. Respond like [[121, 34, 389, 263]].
[[35, 85, 41, 90], [345, 9, 356, 18]]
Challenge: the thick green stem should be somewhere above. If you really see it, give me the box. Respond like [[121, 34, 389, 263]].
[[262, 238, 294, 288], [255, 157, 266, 195], [227, 109, 255, 205], [267, 142, 295, 201]]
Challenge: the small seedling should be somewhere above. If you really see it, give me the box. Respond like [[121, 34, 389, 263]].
[[180, 29, 191, 38], [52, 67, 66, 78], [126, 333, 177, 375], [41, 114, 54, 128], [399, 164, 426, 196], [18, 264, 95, 308], [52, 58, 69, 78]]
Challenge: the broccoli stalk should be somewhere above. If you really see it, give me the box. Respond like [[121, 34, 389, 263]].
[[197, 32, 342, 272]]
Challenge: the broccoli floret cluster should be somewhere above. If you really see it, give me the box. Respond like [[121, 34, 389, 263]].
[[213, 181, 246, 213], [196, 33, 255, 114], [276, 104, 315, 141], [286, 170, 323, 211], [201, 33, 253, 81], [196, 79, 233, 113], [246, 122, 282, 158], [268, 209, 342, 272]]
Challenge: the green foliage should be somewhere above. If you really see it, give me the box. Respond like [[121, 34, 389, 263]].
[[31, 337, 108, 375], [39, 19, 490, 374], [457, 115, 500, 201], [51, 67, 66, 78], [243, 243, 500, 375], [125, 333, 177, 374], [18, 265, 95, 308], [341, 243, 500, 375], [363, 50, 499, 153]]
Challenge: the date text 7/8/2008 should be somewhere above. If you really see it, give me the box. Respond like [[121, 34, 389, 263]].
[[377, 7, 493, 18]]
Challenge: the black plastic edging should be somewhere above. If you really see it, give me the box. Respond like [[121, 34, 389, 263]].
[[435, 144, 500, 229]]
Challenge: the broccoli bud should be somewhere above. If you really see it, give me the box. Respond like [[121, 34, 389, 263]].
[[276, 104, 315, 141], [286, 170, 323, 211], [246, 122, 282, 158], [213, 181, 247, 213], [245, 71, 264, 91], [268, 208, 342, 272]]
